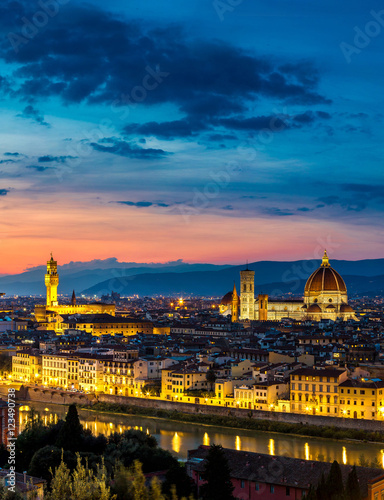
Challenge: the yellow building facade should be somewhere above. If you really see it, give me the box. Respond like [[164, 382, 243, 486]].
[[290, 367, 348, 416], [12, 350, 42, 384], [35, 255, 115, 330]]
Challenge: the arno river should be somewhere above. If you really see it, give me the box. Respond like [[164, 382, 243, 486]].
[[19, 401, 384, 467]]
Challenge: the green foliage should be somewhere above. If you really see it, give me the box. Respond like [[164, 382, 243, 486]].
[[163, 463, 194, 499], [0, 354, 12, 375], [28, 445, 76, 482], [47, 454, 115, 500], [200, 445, 234, 500], [105, 430, 177, 473]]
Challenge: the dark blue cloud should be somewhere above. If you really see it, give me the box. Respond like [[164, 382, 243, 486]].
[[4, 152, 22, 157], [124, 119, 206, 139], [17, 105, 49, 127], [38, 155, 77, 163], [116, 201, 170, 208], [91, 138, 170, 159], [0, 189, 9, 196], [26, 165, 53, 172], [0, 1, 330, 137], [0, 159, 16, 164]]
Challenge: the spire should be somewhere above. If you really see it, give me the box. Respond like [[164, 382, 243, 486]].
[[50, 252, 54, 261], [232, 281, 238, 298], [71, 289, 76, 305], [321, 249, 330, 267]]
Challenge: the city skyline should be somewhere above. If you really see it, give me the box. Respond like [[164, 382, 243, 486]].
[[1, 0, 384, 274]]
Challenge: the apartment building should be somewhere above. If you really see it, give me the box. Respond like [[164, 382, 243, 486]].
[[290, 367, 348, 416]]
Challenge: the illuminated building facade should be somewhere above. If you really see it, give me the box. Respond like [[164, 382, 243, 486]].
[[35, 255, 116, 330], [220, 251, 356, 322], [12, 350, 42, 384], [290, 367, 348, 416]]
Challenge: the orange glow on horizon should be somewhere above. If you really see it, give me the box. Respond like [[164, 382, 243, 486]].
[[1, 195, 383, 274]]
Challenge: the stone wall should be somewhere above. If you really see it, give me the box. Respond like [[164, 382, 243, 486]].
[[8, 385, 96, 406], [98, 394, 384, 432]]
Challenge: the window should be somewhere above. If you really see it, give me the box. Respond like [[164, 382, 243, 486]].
[[241, 480, 245, 488], [255, 483, 259, 491], [286, 486, 290, 496], [270, 485, 275, 493]]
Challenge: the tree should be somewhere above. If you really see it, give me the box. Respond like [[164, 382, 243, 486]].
[[326, 460, 344, 499], [28, 445, 75, 482], [316, 473, 327, 500], [205, 370, 216, 391], [302, 485, 317, 500], [345, 466, 361, 500], [56, 404, 83, 452], [200, 445, 234, 500], [127, 460, 149, 500], [163, 463, 194, 499], [0, 354, 12, 376], [47, 454, 115, 500], [48, 456, 72, 499], [149, 478, 165, 500]]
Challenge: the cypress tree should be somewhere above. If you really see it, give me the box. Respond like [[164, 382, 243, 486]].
[[56, 404, 83, 451], [345, 466, 361, 500], [326, 461, 344, 499], [200, 445, 234, 500]]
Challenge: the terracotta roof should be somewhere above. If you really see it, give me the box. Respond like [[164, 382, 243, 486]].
[[187, 446, 382, 496]]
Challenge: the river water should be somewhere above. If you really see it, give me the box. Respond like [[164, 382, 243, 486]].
[[19, 401, 384, 467]]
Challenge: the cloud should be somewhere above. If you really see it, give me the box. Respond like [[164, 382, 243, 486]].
[[17, 105, 50, 127], [219, 115, 289, 132], [91, 139, 170, 159], [341, 184, 384, 199], [262, 207, 294, 217], [0, 159, 16, 164], [0, 189, 9, 196], [317, 195, 367, 212], [4, 152, 23, 157], [297, 207, 314, 212], [26, 165, 53, 172], [116, 201, 170, 208], [0, 1, 330, 142], [124, 119, 206, 139], [38, 155, 77, 163]]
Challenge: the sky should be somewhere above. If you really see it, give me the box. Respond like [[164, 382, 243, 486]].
[[1, 0, 384, 273]]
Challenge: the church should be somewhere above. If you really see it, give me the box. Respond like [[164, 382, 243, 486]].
[[220, 251, 356, 322], [34, 255, 115, 330]]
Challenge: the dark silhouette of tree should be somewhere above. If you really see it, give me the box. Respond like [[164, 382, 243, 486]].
[[302, 485, 316, 500], [205, 370, 216, 391], [316, 473, 327, 500], [345, 465, 361, 500], [55, 404, 83, 452], [200, 445, 234, 500], [163, 462, 195, 499], [326, 460, 344, 499]]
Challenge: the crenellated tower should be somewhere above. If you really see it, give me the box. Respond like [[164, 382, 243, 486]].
[[45, 254, 59, 308], [240, 265, 255, 320]]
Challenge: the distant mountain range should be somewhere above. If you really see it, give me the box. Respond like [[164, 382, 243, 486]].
[[1, 258, 384, 297]]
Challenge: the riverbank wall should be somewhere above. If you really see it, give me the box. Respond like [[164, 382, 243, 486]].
[[97, 394, 384, 433], [0, 384, 96, 406], [4, 384, 384, 433]]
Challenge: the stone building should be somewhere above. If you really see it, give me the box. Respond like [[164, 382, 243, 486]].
[[220, 250, 356, 322]]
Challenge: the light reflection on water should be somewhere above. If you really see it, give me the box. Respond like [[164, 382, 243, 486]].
[[19, 402, 384, 467]]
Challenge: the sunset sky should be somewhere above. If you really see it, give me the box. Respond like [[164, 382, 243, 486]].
[[1, 0, 384, 274]]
